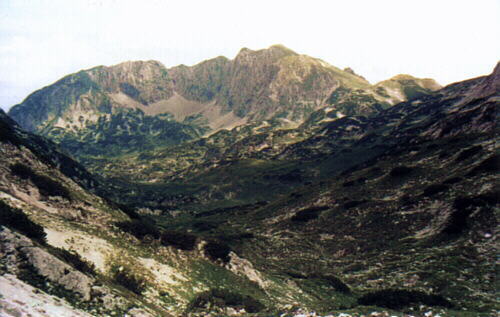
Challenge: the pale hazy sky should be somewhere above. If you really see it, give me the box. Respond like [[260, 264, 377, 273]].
[[1, 0, 499, 111]]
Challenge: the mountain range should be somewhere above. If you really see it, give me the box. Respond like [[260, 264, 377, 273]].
[[0, 46, 498, 316], [8, 45, 439, 155]]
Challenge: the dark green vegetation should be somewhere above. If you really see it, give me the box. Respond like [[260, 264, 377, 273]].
[[49, 108, 207, 158], [47, 246, 97, 276], [358, 289, 453, 309], [0, 200, 46, 242], [115, 218, 160, 240], [10, 163, 71, 200], [325, 86, 389, 116], [187, 288, 265, 313], [109, 264, 147, 295], [203, 240, 231, 263], [160, 230, 198, 251], [291, 206, 330, 222]]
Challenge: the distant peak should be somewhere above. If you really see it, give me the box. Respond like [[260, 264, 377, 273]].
[[111, 60, 164, 69], [390, 74, 418, 81], [268, 44, 298, 55], [492, 61, 500, 76], [237, 47, 254, 54], [236, 44, 298, 59], [343, 67, 366, 81], [269, 44, 292, 50]]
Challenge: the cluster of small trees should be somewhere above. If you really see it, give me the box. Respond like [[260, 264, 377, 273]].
[[187, 288, 264, 313], [115, 217, 232, 262], [10, 163, 71, 200], [0, 200, 46, 242]]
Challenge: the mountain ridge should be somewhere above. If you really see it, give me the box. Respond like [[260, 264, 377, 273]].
[[8, 44, 440, 135]]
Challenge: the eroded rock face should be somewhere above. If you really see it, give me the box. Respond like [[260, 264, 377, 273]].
[[0, 273, 92, 317], [22, 247, 93, 300], [226, 252, 269, 289], [0, 227, 93, 300], [0, 227, 159, 316], [0, 226, 33, 274]]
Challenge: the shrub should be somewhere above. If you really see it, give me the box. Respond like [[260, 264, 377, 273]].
[[110, 265, 146, 295], [10, 163, 71, 200], [342, 180, 355, 187], [192, 221, 218, 232], [0, 118, 20, 144], [389, 165, 413, 177], [454, 145, 482, 162], [291, 206, 329, 222], [0, 200, 46, 242], [358, 289, 453, 309], [422, 184, 449, 197], [116, 219, 160, 240], [442, 177, 462, 185], [102, 199, 140, 219], [343, 200, 367, 210], [443, 197, 475, 235], [310, 274, 351, 294], [475, 190, 499, 205], [287, 271, 307, 279], [10, 163, 35, 179], [33, 175, 71, 199], [467, 154, 499, 176], [160, 231, 197, 251], [204, 241, 231, 263], [116, 203, 140, 219], [443, 192, 498, 235], [187, 289, 265, 313], [49, 246, 96, 276]]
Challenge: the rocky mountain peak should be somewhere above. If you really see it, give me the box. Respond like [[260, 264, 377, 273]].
[[343, 67, 366, 81], [107, 60, 165, 73], [482, 61, 500, 94], [458, 61, 500, 102], [388, 74, 441, 89], [234, 44, 298, 63]]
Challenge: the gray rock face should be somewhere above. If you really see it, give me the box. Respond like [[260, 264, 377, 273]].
[[22, 247, 93, 300], [0, 273, 93, 317], [0, 226, 161, 315], [0, 226, 93, 300], [0, 226, 33, 274]]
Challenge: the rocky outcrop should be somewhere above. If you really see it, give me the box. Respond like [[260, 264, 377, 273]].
[[0, 227, 93, 300], [0, 274, 92, 317], [23, 247, 93, 300], [0, 226, 158, 316]]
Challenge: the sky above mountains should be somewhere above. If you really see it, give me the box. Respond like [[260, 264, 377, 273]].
[[1, 0, 499, 111]]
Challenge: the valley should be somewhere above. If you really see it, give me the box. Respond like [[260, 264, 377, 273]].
[[0, 46, 498, 316]]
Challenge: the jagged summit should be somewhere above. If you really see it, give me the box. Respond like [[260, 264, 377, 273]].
[[234, 44, 298, 64], [237, 44, 298, 56]]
